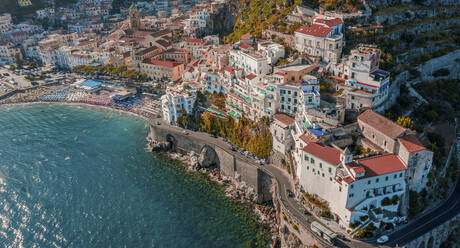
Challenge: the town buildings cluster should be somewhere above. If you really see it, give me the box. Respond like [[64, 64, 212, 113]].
[[0, 0, 433, 233]]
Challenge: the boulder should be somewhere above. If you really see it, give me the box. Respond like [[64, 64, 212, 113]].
[[198, 145, 219, 168]]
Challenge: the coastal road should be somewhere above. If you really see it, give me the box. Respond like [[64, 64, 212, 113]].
[[387, 129, 460, 247], [153, 121, 375, 247]]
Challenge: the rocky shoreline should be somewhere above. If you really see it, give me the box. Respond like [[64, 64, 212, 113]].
[[157, 148, 280, 245]]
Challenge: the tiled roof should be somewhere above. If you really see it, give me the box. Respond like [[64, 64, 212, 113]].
[[295, 24, 333, 38], [357, 154, 406, 177], [147, 59, 182, 68], [398, 134, 426, 153], [315, 18, 343, 27], [274, 113, 295, 127], [358, 109, 406, 139], [301, 142, 341, 166], [299, 133, 318, 144], [246, 73, 257, 80], [239, 43, 250, 49], [186, 38, 202, 43]]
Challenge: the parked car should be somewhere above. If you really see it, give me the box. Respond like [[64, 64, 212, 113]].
[[377, 235, 389, 244], [183, 131, 189, 135], [299, 207, 309, 215], [210, 133, 217, 138]]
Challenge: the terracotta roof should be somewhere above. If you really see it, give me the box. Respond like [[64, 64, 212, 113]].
[[299, 133, 318, 144], [301, 142, 341, 166], [220, 66, 235, 75], [147, 59, 182, 68], [315, 18, 343, 27], [295, 24, 333, 38], [358, 109, 406, 139], [357, 154, 406, 177], [346, 162, 366, 175], [246, 73, 257, 80], [186, 38, 202, 43], [239, 43, 250, 49], [398, 134, 426, 153], [274, 113, 295, 127], [343, 177, 354, 184]]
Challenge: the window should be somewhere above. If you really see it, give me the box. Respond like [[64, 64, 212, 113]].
[[399, 173, 403, 177], [339, 187, 342, 192], [294, 107, 297, 112], [281, 105, 284, 110], [394, 174, 397, 179], [319, 163, 322, 168], [350, 185, 354, 189], [294, 92, 298, 97], [328, 168, 332, 173], [307, 166, 309, 170], [368, 180, 371, 185], [304, 155, 308, 161], [385, 176, 389, 181], [311, 158, 315, 164], [376, 178, 379, 183], [330, 177, 332, 181], [349, 193, 354, 197], [312, 168, 315, 172]]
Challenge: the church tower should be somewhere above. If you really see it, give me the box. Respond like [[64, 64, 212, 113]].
[[129, 3, 141, 30]]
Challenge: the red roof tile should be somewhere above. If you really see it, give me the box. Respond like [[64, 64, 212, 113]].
[[148, 59, 182, 68], [299, 133, 318, 144], [301, 142, 341, 166], [398, 134, 426, 153], [295, 24, 333, 38], [357, 154, 406, 177], [246, 73, 257, 80], [315, 18, 343, 27], [343, 177, 354, 184], [186, 38, 203, 44], [346, 163, 366, 175], [239, 43, 250, 49]]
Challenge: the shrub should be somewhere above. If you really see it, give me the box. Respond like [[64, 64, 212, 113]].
[[320, 210, 334, 219], [292, 223, 298, 230], [432, 68, 450, 77], [391, 195, 400, 205], [381, 197, 392, 206], [349, 221, 361, 229]]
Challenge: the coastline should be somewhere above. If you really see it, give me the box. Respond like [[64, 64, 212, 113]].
[[0, 100, 279, 245]]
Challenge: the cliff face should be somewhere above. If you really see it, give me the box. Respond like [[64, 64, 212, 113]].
[[211, 1, 240, 37]]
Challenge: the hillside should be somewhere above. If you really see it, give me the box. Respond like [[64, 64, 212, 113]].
[[225, 0, 303, 43]]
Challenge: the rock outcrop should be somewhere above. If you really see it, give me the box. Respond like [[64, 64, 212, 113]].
[[198, 145, 219, 168]]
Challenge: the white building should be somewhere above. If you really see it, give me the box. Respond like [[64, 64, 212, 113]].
[[161, 83, 197, 124], [294, 16, 343, 63], [271, 113, 296, 154], [36, 8, 55, 19], [296, 143, 406, 227], [229, 47, 270, 75], [0, 13, 12, 34], [257, 41, 285, 65], [332, 44, 391, 111]]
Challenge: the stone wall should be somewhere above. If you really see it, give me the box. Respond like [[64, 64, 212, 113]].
[[148, 124, 273, 203]]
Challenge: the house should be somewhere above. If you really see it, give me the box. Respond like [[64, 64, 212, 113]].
[[271, 113, 296, 154], [294, 16, 343, 63], [357, 109, 433, 192], [161, 83, 197, 124]]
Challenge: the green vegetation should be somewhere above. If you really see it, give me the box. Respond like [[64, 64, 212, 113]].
[[354, 222, 376, 239], [209, 92, 226, 110], [381, 195, 399, 206], [225, 0, 302, 43], [318, 0, 363, 11], [408, 190, 420, 219], [72, 64, 148, 82], [303, 191, 333, 219], [396, 116, 414, 130], [198, 113, 273, 159]]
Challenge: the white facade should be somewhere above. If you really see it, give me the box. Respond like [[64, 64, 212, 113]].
[[0, 13, 12, 34], [257, 41, 285, 65], [161, 84, 197, 125], [229, 49, 270, 75]]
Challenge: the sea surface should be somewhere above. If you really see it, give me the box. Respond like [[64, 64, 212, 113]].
[[0, 104, 264, 248]]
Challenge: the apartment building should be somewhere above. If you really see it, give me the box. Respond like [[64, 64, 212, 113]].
[[294, 16, 343, 63], [357, 109, 433, 192], [229, 47, 270, 75], [140, 59, 184, 81], [161, 83, 197, 124], [257, 41, 285, 65]]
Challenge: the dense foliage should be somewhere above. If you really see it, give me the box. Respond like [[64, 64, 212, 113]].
[[225, 0, 302, 43], [198, 113, 273, 159], [72, 64, 148, 82]]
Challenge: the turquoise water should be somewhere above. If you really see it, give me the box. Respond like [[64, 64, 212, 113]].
[[0, 104, 267, 247]]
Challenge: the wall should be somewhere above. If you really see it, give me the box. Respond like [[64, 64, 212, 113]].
[[148, 124, 273, 203]]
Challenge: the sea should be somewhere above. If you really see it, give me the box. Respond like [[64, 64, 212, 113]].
[[0, 104, 266, 248]]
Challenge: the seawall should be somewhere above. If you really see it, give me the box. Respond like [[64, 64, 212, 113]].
[[148, 123, 274, 204]]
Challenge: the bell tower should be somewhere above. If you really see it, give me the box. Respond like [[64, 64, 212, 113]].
[[129, 3, 141, 30]]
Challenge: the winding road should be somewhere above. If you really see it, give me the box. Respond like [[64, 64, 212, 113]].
[[154, 119, 460, 247]]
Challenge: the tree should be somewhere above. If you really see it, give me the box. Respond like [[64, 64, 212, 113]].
[[396, 116, 414, 130]]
